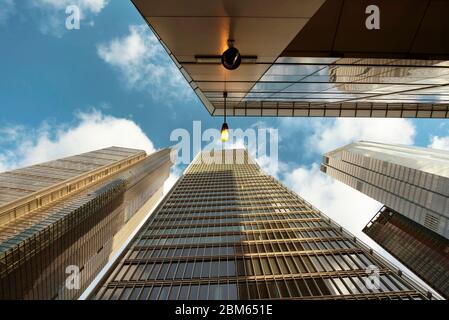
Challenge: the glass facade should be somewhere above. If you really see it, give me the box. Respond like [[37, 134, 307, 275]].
[[0, 147, 172, 299], [132, 0, 449, 118], [321, 141, 449, 239], [364, 206, 449, 299], [90, 149, 430, 300]]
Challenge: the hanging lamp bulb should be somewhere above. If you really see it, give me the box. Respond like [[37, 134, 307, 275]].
[[220, 91, 229, 142], [220, 122, 229, 142]]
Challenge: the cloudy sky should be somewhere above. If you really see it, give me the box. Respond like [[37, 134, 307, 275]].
[[1, 0, 448, 292]]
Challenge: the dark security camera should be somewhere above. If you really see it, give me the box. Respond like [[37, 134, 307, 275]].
[[221, 46, 241, 70]]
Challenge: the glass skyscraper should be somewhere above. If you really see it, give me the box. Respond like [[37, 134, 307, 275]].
[[321, 141, 449, 299], [89, 149, 431, 300], [0, 147, 172, 300]]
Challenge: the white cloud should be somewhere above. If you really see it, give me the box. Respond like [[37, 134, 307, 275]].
[[428, 135, 449, 151], [280, 117, 417, 238], [0, 109, 155, 171], [283, 163, 382, 236], [34, 0, 108, 14], [281, 162, 435, 292], [30, 0, 108, 36], [0, 0, 15, 24], [163, 166, 182, 196], [276, 117, 429, 286], [308, 118, 416, 154], [97, 24, 193, 102]]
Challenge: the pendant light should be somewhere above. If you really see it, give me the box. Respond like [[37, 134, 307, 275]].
[[220, 91, 229, 142]]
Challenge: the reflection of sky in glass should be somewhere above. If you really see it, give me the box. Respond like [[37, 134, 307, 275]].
[[245, 57, 449, 104]]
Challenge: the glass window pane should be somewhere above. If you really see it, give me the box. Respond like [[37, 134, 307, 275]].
[[198, 284, 209, 299], [179, 285, 190, 299], [228, 284, 238, 299], [169, 286, 180, 300], [159, 286, 170, 300], [189, 285, 199, 300], [193, 261, 203, 278], [149, 286, 160, 300]]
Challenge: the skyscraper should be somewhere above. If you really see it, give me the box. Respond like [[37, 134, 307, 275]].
[[321, 141, 449, 298], [88, 149, 431, 300], [0, 147, 173, 300], [363, 206, 449, 299]]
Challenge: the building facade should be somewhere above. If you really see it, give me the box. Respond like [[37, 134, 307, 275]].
[[363, 206, 449, 299], [321, 141, 449, 298], [89, 149, 431, 300], [0, 147, 172, 299], [321, 141, 449, 239]]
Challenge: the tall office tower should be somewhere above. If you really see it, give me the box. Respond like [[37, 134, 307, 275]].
[[321, 141, 449, 298], [0, 147, 173, 300], [89, 149, 431, 300], [363, 207, 449, 299]]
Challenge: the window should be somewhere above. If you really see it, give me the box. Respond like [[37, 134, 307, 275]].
[[120, 287, 133, 300], [257, 282, 269, 298], [158, 264, 170, 280], [268, 257, 280, 275], [292, 256, 307, 273], [305, 279, 321, 296], [237, 259, 246, 276], [228, 284, 238, 299], [178, 285, 190, 299], [166, 263, 178, 279], [189, 285, 200, 300], [159, 286, 170, 300], [227, 260, 237, 277], [276, 280, 290, 298], [238, 283, 249, 299], [296, 279, 311, 297], [129, 287, 143, 300], [175, 262, 187, 279], [201, 261, 212, 278], [267, 281, 280, 298], [184, 262, 194, 279], [149, 286, 160, 300], [333, 278, 351, 295], [169, 286, 180, 300], [139, 287, 151, 300], [198, 284, 209, 299], [123, 265, 137, 281], [260, 257, 271, 275], [277, 257, 289, 274], [149, 263, 161, 280], [252, 258, 262, 276], [285, 280, 300, 297]]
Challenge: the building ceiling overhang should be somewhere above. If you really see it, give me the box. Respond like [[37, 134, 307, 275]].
[[132, 0, 449, 118]]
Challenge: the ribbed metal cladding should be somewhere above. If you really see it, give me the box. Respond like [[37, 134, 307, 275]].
[[0, 179, 128, 300], [91, 149, 430, 300], [0, 148, 173, 300]]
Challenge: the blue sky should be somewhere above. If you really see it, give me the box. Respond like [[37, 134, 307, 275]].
[[1, 0, 448, 294]]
